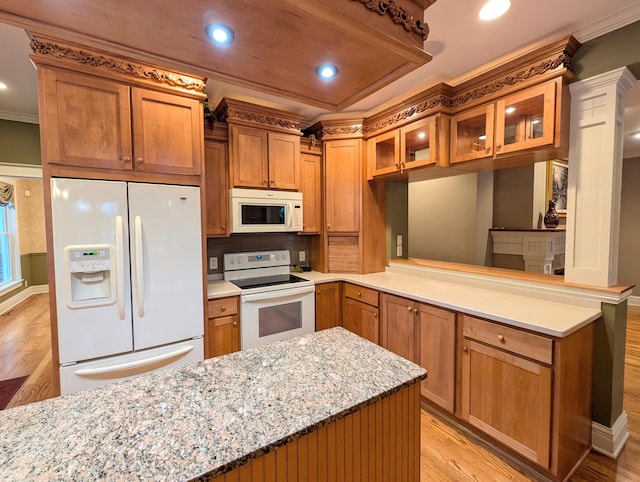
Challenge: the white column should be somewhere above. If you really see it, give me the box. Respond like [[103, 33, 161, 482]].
[[564, 67, 637, 287]]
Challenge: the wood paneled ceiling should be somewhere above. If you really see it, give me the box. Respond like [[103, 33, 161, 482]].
[[0, 0, 437, 112]]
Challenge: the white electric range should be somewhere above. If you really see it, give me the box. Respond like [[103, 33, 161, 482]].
[[223, 250, 315, 350]]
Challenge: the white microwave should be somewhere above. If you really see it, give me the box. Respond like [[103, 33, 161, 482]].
[[229, 188, 303, 233]]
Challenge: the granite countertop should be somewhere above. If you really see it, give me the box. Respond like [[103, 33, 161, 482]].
[[0, 328, 425, 481]]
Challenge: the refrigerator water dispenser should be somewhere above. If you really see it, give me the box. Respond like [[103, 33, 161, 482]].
[[64, 245, 116, 309]]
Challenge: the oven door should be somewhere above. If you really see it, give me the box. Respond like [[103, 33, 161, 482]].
[[240, 284, 315, 350]]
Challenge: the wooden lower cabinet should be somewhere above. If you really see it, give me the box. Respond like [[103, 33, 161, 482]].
[[342, 284, 379, 344], [315, 282, 341, 331], [209, 380, 422, 482], [380, 293, 418, 363], [460, 314, 594, 480], [206, 297, 240, 358], [418, 304, 456, 413]]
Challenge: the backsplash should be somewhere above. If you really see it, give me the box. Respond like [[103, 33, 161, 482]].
[[207, 234, 311, 275]]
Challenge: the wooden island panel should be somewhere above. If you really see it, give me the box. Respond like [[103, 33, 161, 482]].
[[210, 381, 421, 482]]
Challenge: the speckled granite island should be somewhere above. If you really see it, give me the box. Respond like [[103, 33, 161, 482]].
[[0, 328, 426, 481]]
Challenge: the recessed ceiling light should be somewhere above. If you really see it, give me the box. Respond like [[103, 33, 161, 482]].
[[479, 0, 511, 21], [417, 132, 426, 139], [205, 24, 234, 46], [505, 106, 516, 114], [0, 82, 7, 90], [316, 64, 338, 81]]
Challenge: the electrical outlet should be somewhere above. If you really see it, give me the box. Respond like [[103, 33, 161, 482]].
[[298, 251, 306, 262], [209, 256, 218, 270], [396, 245, 403, 257]]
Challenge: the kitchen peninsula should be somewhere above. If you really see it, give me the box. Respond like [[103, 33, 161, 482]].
[[0, 328, 425, 481]]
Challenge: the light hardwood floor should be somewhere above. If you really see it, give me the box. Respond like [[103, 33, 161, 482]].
[[2, 295, 639, 480]]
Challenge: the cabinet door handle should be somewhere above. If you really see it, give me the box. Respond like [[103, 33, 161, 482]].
[[221, 224, 226, 230], [123, 156, 131, 162], [373, 312, 378, 318], [407, 306, 412, 312], [497, 334, 505, 343], [496, 144, 502, 152], [414, 308, 418, 314], [263, 180, 268, 185], [233, 321, 237, 326], [136, 157, 143, 164], [357, 292, 361, 297], [485, 148, 490, 154], [270, 180, 274, 185], [463, 347, 469, 353], [221, 306, 226, 312]]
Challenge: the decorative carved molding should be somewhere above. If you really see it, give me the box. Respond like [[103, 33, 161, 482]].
[[448, 53, 574, 109], [30, 38, 206, 93], [323, 125, 363, 136], [221, 107, 303, 131], [364, 50, 574, 135], [351, 0, 428, 41], [364, 94, 447, 134]]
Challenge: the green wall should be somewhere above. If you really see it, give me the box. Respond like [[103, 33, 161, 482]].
[[574, 20, 640, 81], [0, 119, 41, 165]]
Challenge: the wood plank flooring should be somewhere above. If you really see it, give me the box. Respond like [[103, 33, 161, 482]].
[[1, 295, 639, 480]]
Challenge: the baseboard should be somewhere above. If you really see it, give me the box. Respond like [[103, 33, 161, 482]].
[[628, 295, 640, 307], [592, 411, 629, 458], [0, 285, 49, 315]]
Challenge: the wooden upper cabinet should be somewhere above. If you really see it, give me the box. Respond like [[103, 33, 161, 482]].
[[39, 67, 203, 176], [230, 125, 269, 188], [369, 130, 400, 177], [229, 125, 300, 190], [268, 132, 300, 190], [300, 152, 322, 234], [401, 115, 439, 171], [204, 140, 228, 236], [494, 80, 557, 156], [451, 79, 560, 166], [131, 88, 202, 175], [450, 103, 495, 164], [39, 68, 133, 171], [324, 139, 361, 233]]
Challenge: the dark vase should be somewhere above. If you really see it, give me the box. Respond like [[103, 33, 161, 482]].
[[544, 200, 559, 228]]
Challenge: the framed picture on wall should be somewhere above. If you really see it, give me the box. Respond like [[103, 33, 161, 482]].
[[546, 159, 568, 215]]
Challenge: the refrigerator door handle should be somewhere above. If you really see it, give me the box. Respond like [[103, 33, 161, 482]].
[[73, 345, 195, 377], [115, 216, 126, 320], [133, 215, 145, 318]]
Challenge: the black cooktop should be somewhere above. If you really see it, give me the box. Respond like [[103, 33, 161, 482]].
[[230, 274, 308, 290]]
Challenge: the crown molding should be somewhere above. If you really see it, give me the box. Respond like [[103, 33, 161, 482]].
[[0, 110, 39, 124]]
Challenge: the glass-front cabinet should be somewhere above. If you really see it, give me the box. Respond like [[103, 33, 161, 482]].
[[368, 114, 441, 178], [450, 79, 558, 165], [401, 115, 438, 171], [495, 81, 556, 156], [450, 104, 495, 164]]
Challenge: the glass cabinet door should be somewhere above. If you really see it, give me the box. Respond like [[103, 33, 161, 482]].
[[495, 81, 556, 156], [450, 104, 494, 164], [401, 115, 437, 170], [369, 130, 400, 177]]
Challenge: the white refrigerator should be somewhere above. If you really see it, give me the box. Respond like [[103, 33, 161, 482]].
[[50, 178, 204, 395]]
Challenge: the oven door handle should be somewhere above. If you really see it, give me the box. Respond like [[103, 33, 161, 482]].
[[241, 284, 315, 303]]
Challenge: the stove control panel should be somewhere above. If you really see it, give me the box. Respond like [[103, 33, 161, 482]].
[[223, 250, 291, 272]]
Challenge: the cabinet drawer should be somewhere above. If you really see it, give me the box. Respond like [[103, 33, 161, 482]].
[[462, 315, 553, 365], [343, 283, 379, 307], [208, 296, 239, 318]]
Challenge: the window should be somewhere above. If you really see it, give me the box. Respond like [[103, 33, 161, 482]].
[[0, 201, 20, 291]]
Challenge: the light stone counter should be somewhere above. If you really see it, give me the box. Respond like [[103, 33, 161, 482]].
[[207, 266, 601, 337], [0, 328, 425, 481]]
